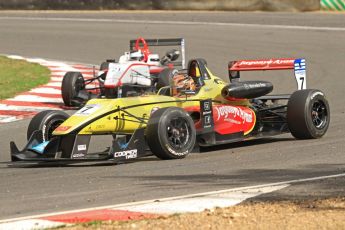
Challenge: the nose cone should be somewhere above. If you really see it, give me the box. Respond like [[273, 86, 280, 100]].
[[53, 99, 116, 135]]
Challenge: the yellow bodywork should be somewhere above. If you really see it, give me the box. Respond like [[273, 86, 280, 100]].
[[53, 67, 250, 136]]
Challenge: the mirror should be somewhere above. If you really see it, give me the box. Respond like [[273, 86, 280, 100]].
[[166, 49, 180, 61], [161, 49, 180, 65]]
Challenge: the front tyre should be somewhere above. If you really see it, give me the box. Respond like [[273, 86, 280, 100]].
[[61, 71, 85, 107], [99, 62, 109, 71], [146, 107, 196, 160], [287, 89, 330, 139], [27, 110, 70, 142]]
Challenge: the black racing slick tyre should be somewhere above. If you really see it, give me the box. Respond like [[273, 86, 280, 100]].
[[61, 71, 85, 107], [99, 62, 109, 71], [287, 89, 330, 139], [156, 68, 177, 90], [146, 107, 196, 160], [27, 110, 70, 142]]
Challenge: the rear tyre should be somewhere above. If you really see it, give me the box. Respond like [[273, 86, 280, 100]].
[[27, 110, 70, 142], [156, 68, 177, 90], [61, 71, 85, 107], [99, 62, 109, 71], [287, 89, 330, 139], [146, 107, 196, 159]]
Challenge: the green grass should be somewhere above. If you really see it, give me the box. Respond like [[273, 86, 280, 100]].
[[0, 56, 51, 100]]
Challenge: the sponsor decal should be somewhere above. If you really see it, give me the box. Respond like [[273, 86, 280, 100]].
[[205, 115, 211, 125], [243, 82, 267, 89], [203, 87, 213, 92], [238, 59, 294, 66], [203, 114, 212, 128], [203, 101, 211, 111], [214, 78, 225, 85], [215, 106, 253, 123], [201, 100, 213, 129], [203, 110, 211, 116], [72, 153, 85, 158], [224, 118, 241, 124], [150, 107, 160, 115], [114, 149, 138, 159], [55, 126, 71, 132], [42, 124, 47, 141], [96, 124, 105, 129], [165, 145, 188, 156], [77, 144, 87, 151], [311, 92, 324, 100]]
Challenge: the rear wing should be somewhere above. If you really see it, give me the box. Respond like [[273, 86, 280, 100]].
[[129, 38, 186, 69], [228, 58, 306, 90]]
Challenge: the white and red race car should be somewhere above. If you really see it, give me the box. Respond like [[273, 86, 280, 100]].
[[61, 37, 185, 107]]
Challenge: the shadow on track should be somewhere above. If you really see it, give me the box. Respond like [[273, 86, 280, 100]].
[[1, 137, 295, 168]]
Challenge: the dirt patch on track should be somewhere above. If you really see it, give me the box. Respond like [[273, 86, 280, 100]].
[[66, 197, 345, 229]]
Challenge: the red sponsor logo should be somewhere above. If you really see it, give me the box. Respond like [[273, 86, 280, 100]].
[[237, 59, 294, 66], [215, 105, 253, 123], [230, 58, 295, 71], [54, 126, 71, 132], [213, 105, 256, 135]]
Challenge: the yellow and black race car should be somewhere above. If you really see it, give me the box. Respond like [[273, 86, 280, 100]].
[[10, 58, 330, 164]]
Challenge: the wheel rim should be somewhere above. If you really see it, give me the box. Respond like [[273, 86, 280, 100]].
[[311, 100, 328, 129], [74, 76, 85, 93], [46, 119, 65, 140], [166, 117, 191, 150]]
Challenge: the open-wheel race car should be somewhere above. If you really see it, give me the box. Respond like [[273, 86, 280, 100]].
[[62, 37, 185, 107], [10, 57, 330, 164]]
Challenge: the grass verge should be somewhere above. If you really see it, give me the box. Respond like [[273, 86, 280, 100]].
[[0, 56, 50, 100]]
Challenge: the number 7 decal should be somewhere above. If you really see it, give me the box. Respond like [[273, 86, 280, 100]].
[[75, 104, 100, 116], [294, 59, 307, 90]]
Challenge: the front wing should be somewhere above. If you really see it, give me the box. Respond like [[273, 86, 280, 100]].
[[10, 128, 148, 164]]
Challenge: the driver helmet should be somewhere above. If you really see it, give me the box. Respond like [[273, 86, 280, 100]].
[[129, 50, 144, 61], [171, 74, 196, 96]]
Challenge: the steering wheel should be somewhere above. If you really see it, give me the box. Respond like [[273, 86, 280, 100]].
[[135, 37, 151, 62]]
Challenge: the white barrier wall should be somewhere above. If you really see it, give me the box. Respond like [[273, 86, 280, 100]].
[[0, 0, 320, 11]]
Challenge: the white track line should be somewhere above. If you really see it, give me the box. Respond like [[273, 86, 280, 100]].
[[46, 82, 62, 87], [0, 185, 287, 230], [0, 116, 21, 123], [0, 105, 61, 111], [7, 95, 63, 103], [118, 185, 288, 214], [0, 16, 344, 32], [1, 172, 344, 224], [29, 88, 61, 94], [0, 219, 66, 230]]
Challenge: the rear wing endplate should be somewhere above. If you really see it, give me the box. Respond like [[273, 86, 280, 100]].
[[228, 58, 306, 90], [129, 38, 186, 69]]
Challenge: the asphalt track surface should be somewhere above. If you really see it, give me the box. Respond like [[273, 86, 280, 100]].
[[0, 11, 344, 220]]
